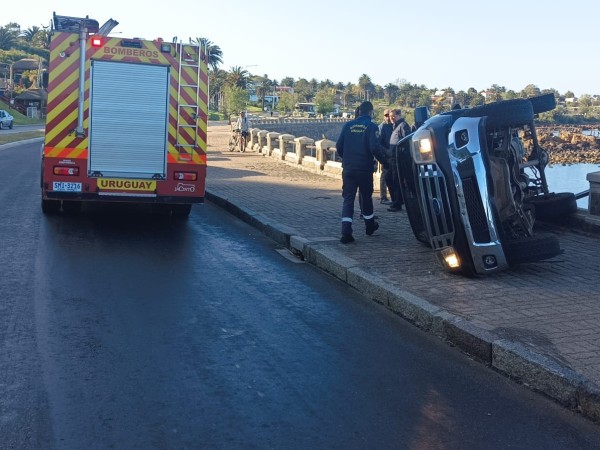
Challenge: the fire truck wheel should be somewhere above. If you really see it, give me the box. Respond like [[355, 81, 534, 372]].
[[62, 200, 82, 214], [42, 199, 61, 214], [171, 204, 192, 218]]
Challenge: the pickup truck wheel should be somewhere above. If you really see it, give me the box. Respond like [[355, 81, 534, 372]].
[[525, 192, 577, 220], [503, 233, 561, 266], [528, 93, 557, 114], [463, 99, 534, 128]]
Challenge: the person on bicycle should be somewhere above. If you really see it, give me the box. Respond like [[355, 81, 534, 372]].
[[236, 111, 249, 152]]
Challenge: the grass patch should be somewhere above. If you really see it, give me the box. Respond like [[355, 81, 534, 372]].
[[0, 100, 45, 126], [0, 131, 45, 145]]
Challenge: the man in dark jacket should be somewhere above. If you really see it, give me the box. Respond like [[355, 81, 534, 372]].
[[335, 101, 389, 244], [387, 108, 413, 212], [378, 109, 393, 204]]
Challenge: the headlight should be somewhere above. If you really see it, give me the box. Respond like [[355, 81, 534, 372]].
[[439, 247, 460, 269], [411, 128, 435, 163]]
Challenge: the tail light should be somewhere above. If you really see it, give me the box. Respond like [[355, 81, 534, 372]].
[[174, 171, 197, 181], [53, 166, 79, 176]]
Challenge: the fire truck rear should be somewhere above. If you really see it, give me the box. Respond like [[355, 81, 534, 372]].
[[41, 13, 208, 217]]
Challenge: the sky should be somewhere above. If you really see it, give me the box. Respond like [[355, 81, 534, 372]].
[[6, 0, 598, 96]]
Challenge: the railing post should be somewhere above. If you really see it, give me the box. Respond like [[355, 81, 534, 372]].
[[587, 172, 600, 216], [315, 139, 337, 171], [292, 136, 315, 165], [277, 134, 294, 160], [249, 128, 259, 151], [266, 132, 281, 156], [257, 130, 268, 154]]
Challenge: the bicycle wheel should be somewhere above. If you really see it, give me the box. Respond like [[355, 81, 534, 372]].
[[228, 134, 238, 152]]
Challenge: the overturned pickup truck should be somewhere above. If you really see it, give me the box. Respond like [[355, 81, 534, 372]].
[[395, 95, 577, 276]]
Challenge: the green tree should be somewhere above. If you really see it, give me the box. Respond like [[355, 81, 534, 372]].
[[208, 68, 227, 112], [0, 26, 18, 50], [280, 76, 294, 87], [251, 74, 270, 111], [20, 26, 40, 42], [226, 66, 250, 89], [314, 89, 335, 115], [341, 83, 354, 107], [278, 92, 299, 113], [193, 37, 223, 72], [358, 74, 374, 100], [223, 85, 248, 117], [521, 84, 541, 98], [383, 83, 399, 104], [484, 84, 505, 103], [294, 78, 312, 102]]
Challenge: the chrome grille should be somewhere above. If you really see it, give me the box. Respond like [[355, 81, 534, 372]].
[[457, 159, 491, 243], [417, 164, 454, 249]]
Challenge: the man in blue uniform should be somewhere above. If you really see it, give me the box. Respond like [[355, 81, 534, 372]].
[[335, 101, 389, 244]]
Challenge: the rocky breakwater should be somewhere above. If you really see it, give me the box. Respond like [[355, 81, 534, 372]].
[[537, 126, 600, 165]]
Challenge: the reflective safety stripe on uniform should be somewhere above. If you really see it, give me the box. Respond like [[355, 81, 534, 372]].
[[342, 217, 353, 223], [362, 213, 374, 220]]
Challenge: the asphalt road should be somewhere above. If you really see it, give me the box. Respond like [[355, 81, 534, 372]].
[[0, 124, 45, 135], [1, 141, 599, 449]]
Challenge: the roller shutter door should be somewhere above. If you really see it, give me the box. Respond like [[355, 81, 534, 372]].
[[89, 60, 169, 177]]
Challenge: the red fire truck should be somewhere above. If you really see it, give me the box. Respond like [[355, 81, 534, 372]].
[[41, 13, 208, 217]]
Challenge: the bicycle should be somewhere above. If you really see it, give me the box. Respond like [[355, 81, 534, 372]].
[[228, 129, 240, 152], [228, 129, 247, 152]]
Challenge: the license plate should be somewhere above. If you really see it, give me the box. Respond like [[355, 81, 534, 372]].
[[53, 181, 82, 192]]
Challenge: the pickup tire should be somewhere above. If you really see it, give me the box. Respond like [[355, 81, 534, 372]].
[[395, 143, 430, 246], [503, 233, 561, 266], [463, 99, 534, 128], [528, 93, 557, 114], [525, 192, 577, 220]]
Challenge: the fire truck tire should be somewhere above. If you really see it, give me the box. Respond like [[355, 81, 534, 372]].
[[42, 199, 61, 214], [525, 192, 577, 220], [503, 233, 561, 266], [462, 98, 534, 128], [171, 204, 192, 218], [62, 200, 82, 214], [528, 93, 557, 115]]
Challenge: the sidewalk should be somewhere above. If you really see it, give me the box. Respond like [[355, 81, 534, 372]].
[[206, 124, 600, 422]]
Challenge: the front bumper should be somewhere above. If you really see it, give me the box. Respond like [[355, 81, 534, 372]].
[[416, 117, 508, 274]]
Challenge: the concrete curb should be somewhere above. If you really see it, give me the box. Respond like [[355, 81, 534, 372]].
[[205, 188, 600, 422], [0, 136, 44, 151]]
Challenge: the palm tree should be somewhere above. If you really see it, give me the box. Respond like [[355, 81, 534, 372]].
[[209, 68, 227, 111], [358, 74, 373, 101], [20, 26, 41, 42], [0, 26, 18, 50], [227, 66, 250, 90], [193, 37, 223, 72], [383, 83, 399, 104]]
